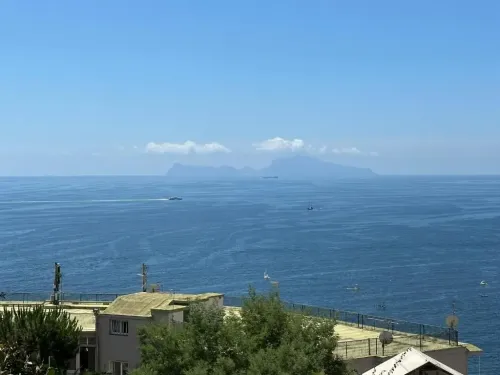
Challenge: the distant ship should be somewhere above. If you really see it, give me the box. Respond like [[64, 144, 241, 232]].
[[261, 176, 278, 179], [346, 284, 360, 292], [167, 197, 183, 201], [307, 202, 314, 210]]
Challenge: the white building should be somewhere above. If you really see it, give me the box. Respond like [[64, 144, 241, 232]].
[[362, 347, 464, 375]]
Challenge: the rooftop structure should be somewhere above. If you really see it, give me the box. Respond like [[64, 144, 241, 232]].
[[0, 291, 224, 375], [362, 347, 464, 375], [0, 291, 481, 375], [102, 292, 222, 317]]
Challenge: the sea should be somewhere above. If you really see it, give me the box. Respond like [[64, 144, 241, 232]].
[[0, 175, 499, 374]]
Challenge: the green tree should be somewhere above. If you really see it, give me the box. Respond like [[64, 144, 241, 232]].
[[0, 305, 81, 374], [133, 287, 349, 375]]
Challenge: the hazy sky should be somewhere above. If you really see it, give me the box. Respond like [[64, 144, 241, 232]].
[[1, 1, 499, 175]]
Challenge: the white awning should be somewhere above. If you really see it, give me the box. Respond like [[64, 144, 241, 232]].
[[362, 347, 464, 375]]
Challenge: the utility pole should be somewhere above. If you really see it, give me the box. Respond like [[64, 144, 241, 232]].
[[52, 262, 62, 305], [141, 263, 148, 292]]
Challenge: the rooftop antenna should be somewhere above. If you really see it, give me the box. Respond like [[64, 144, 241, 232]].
[[52, 262, 62, 305], [445, 299, 459, 330], [139, 263, 148, 292]]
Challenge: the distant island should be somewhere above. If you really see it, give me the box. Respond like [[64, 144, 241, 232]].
[[166, 155, 376, 180]]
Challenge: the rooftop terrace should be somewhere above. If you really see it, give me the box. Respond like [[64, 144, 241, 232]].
[[0, 291, 481, 360], [223, 305, 480, 360], [0, 301, 106, 332]]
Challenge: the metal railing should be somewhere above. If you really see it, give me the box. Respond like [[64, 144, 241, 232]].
[[0, 292, 458, 346], [0, 292, 121, 303], [334, 335, 426, 360], [223, 296, 458, 345]]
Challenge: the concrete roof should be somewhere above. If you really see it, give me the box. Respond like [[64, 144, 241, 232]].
[[102, 292, 222, 317], [67, 309, 96, 332], [102, 293, 174, 317], [0, 304, 97, 332], [362, 347, 464, 375]]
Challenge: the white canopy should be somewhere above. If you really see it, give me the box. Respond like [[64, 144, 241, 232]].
[[362, 347, 464, 375]]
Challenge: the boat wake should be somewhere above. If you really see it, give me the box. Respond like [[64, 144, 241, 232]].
[[0, 198, 171, 204]]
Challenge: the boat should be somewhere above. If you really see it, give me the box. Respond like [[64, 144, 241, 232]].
[[307, 201, 314, 210], [346, 284, 360, 292], [480, 280, 487, 286], [168, 197, 183, 201], [264, 270, 271, 280]]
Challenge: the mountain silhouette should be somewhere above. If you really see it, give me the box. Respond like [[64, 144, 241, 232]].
[[166, 155, 376, 179]]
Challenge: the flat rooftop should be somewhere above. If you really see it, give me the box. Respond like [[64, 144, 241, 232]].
[[0, 301, 105, 332], [0, 295, 482, 360], [223, 306, 482, 360]]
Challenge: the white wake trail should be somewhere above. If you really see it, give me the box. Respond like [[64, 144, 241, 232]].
[[0, 198, 171, 204]]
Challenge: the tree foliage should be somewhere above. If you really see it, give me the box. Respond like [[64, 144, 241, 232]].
[[0, 305, 81, 375], [133, 287, 350, 375]]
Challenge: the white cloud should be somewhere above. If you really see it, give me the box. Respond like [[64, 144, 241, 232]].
[[253, 137, 305, 151], [145, 141, 231, 155], [331, 147, 379, 156], [252, 138, 378, 156], [332, 147, 362, 155]]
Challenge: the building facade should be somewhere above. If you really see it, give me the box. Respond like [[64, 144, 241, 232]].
[[94, 292, 224, 374]]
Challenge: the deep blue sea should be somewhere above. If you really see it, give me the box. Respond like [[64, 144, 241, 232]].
[[0, 176, 498, 373]]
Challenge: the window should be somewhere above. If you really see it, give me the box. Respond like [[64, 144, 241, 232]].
[[110, 319, 129, 335], [110, 361, 128, 375]]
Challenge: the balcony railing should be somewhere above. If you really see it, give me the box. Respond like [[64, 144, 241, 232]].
[[223, 296, 458, 345], [334, 335, 434, 359], [0, 292, 121, 303]]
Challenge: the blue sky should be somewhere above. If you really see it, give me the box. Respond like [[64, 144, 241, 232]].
[[0, 1, 499, 175]]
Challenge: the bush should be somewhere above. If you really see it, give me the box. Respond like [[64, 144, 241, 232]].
[[0, 305, 81, 375], [133, 287, 349, 375]]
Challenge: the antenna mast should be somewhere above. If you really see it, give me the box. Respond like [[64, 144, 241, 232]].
[[141, 263, 148, 292], [52, 262, 62, 305], [445, 299, 459, 333]]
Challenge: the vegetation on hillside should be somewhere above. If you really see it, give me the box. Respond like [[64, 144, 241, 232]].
[[133, 287, 350, 375], [0, 305, 81, 375]]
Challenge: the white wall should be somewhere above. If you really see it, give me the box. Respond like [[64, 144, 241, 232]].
[[97, 314, 149, 371]]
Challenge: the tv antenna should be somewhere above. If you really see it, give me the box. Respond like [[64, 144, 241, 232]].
[[445, 300, 459, 330], [52, 262, 62, 305], [137, 263, 148, 292], [378, 331, 393, 356]]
